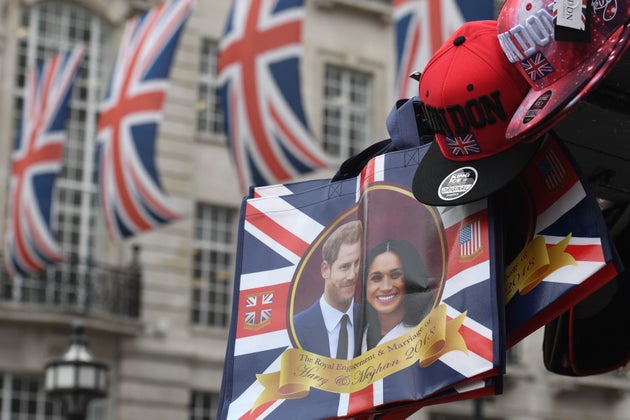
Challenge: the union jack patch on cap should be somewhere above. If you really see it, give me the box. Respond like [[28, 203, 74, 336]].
[[446, 134, 482, 157], [519, 52, 555, 82]]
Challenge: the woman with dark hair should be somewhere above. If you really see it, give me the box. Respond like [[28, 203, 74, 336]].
[[362, 238, 434, 351]]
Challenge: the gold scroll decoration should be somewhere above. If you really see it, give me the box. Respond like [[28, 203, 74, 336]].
[[505, 234, 577, 303], [252, 304, 468, 411]]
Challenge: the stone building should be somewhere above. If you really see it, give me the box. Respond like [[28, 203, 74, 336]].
[[0, 1, 628, 419]]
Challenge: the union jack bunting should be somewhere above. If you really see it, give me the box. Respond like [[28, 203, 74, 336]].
[[218, 0, 329, 192], [218, 145, 503, 419], [502, 133, 618, 346], [3, 45, 85, 277], [393, 0, 494, 99], [519, 51, 555, 81], [446, 134, 481, 156], [97, 0, 192, 241]]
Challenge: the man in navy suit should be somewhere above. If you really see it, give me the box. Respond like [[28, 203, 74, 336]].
[[293, 220, 363, 359], [268, 220, 363, 419]]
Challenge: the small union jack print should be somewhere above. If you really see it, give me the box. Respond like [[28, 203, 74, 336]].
[[97, 0, 192, 241], [520, 51, 555, 81], [4, 45, 85, 277], [446, 134, 481, 157], [244, 292, 274, 330]]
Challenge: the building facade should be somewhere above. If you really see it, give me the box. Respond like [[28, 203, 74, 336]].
[[0, 1, 628, 419]]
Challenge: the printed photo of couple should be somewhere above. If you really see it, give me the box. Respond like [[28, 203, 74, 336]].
[[289, 185, 447, 361]]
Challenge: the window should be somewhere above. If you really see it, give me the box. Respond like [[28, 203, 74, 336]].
[[197, 39, 224, 137], [322, 64, 373, 159], [0, 372, 64, 420], [0, 371, 108, 420], [189, 390, 219, 420], [15, 2, 111, 262], [191, 203, 238, 327]]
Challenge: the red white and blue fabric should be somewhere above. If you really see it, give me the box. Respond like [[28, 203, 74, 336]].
[[504, 135, 618, 346], [393, 0, 495, 99], [96, 0, 192, 242], [218, 0, 329, 192], [3, 45, 85, 277], [218, 145, 502, 419]]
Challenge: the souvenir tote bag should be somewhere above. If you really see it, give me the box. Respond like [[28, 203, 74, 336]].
[[499, 133, 620, 347], [218, 144, 505, 420]]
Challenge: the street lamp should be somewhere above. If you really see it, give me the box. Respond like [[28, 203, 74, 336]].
[[44, 322, 110, 420]]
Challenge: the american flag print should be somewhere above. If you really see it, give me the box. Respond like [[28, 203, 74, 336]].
[[504, 134, 618, 346], [537, 148, 567, 191], [4, 45, 85, 277], [218, 0, 329, 192], [96, 0, 192, 242], [245, 292, 274, 330], [218, 145, 502, 419], [460, 219, 482, 259], [393, 0, 494, 99], [520, 51, 555, 81], [446, 134, 481, 157]]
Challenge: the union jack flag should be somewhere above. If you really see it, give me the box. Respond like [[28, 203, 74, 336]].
[[96, 0, 192, 242], [520, 51, 555, 82], [393, 0, 494, 99], [446, 134, 481, 156], [218, 0, 329, 192], [219, 146, 502, 419], [3, 45, 85, 277]]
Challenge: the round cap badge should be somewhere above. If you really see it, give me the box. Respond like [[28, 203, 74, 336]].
[[437, 167, 478, 201]]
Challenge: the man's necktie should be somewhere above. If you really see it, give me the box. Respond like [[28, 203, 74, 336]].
[[336, 314, 350, 359]]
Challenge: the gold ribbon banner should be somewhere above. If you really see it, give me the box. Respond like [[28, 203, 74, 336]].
[[505, 234, 577, 303], [252, 304, 468, 410]]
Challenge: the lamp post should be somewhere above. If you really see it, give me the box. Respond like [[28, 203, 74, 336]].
[[44, 322, 110, 420]]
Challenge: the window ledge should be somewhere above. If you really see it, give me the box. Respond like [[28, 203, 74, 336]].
[[0, 303, 144, 337], [315, 0, 391, 22]]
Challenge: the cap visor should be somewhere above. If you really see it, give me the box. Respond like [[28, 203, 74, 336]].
[[413, 136, 544, 206], [506, 22, 630, 142]]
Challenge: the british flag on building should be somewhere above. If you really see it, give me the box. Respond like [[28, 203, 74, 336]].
[[218, 145, 503, 419], [96, 0, 192, 242], [393, 0, 494, 99], [218, 0, 329, 192], [3, 45, 85, 277]]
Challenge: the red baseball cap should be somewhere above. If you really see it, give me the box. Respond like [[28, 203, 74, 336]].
[[497, 0, 630, 141], [413, 20, 543, 206]]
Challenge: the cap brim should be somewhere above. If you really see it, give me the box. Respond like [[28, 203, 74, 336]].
[[506, 22, 630, 142], [413, 136, 543, 206]]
